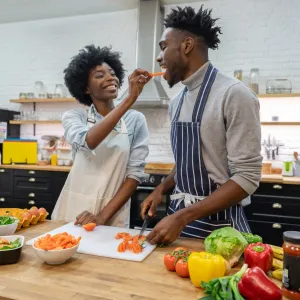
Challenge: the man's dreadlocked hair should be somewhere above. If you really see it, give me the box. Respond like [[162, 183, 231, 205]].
[[164, 6, 222, 50]]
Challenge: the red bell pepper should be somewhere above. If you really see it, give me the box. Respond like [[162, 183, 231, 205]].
[[238, 266, 282, 300], [244, 242, 273, 273]]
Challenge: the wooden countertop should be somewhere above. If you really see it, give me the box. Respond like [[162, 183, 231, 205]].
[[1, 163, 300, 184], [0, 221, 283, 300]]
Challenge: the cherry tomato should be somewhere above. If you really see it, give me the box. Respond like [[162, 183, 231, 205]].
[[175, 258, 189, 278], [164, 253, 176, 271]]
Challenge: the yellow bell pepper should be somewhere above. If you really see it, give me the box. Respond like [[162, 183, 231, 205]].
[[188, 252, 226, 288]]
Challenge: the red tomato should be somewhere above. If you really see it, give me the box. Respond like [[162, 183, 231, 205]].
[[175, 258, 189, 278], [164, 253, 176, 271], [82, 223, 96, 231]]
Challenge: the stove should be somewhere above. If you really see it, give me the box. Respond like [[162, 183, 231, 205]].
[[129, 173, 171, 230]]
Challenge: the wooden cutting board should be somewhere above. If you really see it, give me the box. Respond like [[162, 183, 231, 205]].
[[26, 222, 156, 262]]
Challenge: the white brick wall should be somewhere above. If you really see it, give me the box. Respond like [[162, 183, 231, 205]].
[[1, 0, 300, 163]]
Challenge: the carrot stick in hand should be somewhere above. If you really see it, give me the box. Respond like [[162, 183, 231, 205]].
[[150, 71, 165, 77]]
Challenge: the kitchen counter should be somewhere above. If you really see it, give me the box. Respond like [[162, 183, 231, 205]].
[[0, 221, 284, 300], [1, 163, 300, 184]]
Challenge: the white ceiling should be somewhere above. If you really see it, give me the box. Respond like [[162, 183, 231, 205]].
[[0, 0, 202, 24]]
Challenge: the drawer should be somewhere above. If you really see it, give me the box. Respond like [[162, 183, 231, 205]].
[[0, 168, 13, 196], [14, 176, 52, 196], [256, 183, 300, 197], [0, 197, 19, 208], [248, 220, 300, 246], [245, 194, 300, 219], [16, 193, 53, 204], [14, 169, 51, 178]]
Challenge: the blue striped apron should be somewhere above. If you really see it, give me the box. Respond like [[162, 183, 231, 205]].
[[168, 63, 251, 239]]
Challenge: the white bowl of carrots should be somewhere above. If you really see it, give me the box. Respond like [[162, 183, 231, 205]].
[[32, 232, 81, 265]]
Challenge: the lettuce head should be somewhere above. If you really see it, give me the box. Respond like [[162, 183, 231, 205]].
[[204, 227, 248, 267]]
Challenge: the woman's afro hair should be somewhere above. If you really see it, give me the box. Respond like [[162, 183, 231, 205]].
[[64, 44, 125, 106]]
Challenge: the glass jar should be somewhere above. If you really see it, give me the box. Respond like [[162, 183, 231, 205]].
[[249, 68, 260, 94], [234, 70, 243, 81], [282, 231, 300, 300], [266, 79, 292, 94]]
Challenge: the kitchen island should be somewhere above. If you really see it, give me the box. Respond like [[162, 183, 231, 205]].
[[0, 221, 284, 300]]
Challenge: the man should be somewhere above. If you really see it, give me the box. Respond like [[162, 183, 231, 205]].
[[141, 6, 262, 245]]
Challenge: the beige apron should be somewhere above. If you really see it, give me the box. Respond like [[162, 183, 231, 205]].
[[51, 107, 131, 228]]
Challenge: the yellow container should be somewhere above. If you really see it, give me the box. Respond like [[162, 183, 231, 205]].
[[2, 139, 37, 164]]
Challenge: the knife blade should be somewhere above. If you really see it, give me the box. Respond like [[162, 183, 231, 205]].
[[138, 207, 151, 239]]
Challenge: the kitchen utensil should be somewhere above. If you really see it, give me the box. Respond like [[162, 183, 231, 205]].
[[294, 151, 299, 161], [249, 68, 260, 94], [26, 222, 156, 262], [139, 207, 151, 239], [0, 235, 24, 265]]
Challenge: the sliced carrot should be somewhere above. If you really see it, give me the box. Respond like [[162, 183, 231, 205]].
[[34, 232, 81, 250]]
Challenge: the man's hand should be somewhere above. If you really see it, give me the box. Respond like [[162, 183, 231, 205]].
[[146, 213, 186, 245], [74, 211, 107, 226], [140, 188, 163, 219]]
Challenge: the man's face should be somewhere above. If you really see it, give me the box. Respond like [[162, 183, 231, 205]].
[[156, 28, 187, 88]]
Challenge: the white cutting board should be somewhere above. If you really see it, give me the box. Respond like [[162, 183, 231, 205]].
[[26, 222, 156, 262]]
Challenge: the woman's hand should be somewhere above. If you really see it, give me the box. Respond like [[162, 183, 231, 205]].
[[74, 211, 107, 226], [127, 68, 152, 103]]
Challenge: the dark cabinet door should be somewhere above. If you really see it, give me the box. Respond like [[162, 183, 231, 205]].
[[14, 176, 52, 196], [0, 168, 13, 196], [248, 220, 300, 246], [52, 172, 68, 199], [245, 194, 300, 224]]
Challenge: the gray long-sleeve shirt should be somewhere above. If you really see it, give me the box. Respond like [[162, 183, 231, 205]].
[[169, 61, 262, 196]]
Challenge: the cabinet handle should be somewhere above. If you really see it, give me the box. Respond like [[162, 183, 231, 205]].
[[29, 178, 35, 182], [29, 171, 35, 174], [272, 223, 282, 229], [0, 198, 5, 202], [28, 193, 35, 198], [28, 200, 35, 205], [272, 203, 282, 209], [273, 184, 282, 190], [0, 169, 5, 173]]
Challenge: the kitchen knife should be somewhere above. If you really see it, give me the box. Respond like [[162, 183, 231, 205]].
[[138, 207, 151, 239]]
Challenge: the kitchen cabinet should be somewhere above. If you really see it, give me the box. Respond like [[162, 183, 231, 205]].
[[0, 168, 68, 219], [245, 182, 300, 246]]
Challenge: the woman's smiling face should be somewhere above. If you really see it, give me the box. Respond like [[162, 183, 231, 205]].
[[87, 63, 120, 101]]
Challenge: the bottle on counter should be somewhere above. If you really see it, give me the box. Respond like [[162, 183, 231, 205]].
[[51, 148, 58, 166], [282, 231, 300, 300], [249, 68, 260, 94], [234, 69, 243, 81]]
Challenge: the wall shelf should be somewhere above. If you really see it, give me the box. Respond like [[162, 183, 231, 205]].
[[10, 98, 76, 103], [10, 120, 62, 125], [258, 93, 300, 98], [260, 122, 300, 125]]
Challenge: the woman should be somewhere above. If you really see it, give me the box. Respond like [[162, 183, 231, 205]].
[[51, 45, 151, 227]]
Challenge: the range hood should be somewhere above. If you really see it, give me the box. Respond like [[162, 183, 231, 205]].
[[118, 0, 169, 107]]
